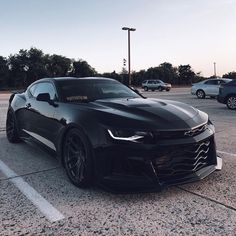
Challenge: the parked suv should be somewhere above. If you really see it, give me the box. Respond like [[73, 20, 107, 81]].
[[217, 79, 236, 110], [142, 80, 171, 91], [191, 78, 232, 99]]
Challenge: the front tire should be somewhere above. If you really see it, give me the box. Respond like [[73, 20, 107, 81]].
[[226, 95, 236, 110], [6, 109, 21, 143], [196, 90, 205, 99], [63, 128, 93, 188], [144, 86, 148, 91], [158, 86, 163, 91]]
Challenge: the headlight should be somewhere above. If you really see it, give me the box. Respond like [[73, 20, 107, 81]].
[[207, 118, 215, 133], [107, 129, 154, 143]]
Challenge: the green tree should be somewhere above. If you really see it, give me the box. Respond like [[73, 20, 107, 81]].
[[70, 59, 97, 77], [100, 71, 122, 82], [8, 50, 28, 87], [222, 71, 236, 79], [132, 70, 146, 85], [26, 48, 49, 84], [178, 64, 196, 85], [158, 62, 178, 84], [132, 63, 178, 86], [0, 56, 9, 89], [8, 48, 49, 87], [46, 54, 71, 77]]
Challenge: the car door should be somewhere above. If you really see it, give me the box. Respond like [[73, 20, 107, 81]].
[[155, 80, 162, 89], [211, 80, 221, 95], [204, 80, 219, 96], [23, 82, 59, 151], [147, 80, 155, 90]]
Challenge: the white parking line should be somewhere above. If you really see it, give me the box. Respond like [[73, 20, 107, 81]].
[[0, 160, 64, 222], [217, 150, 236, 157]]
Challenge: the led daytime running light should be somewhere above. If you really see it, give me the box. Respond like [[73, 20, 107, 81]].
[[108, 129, 144, 142]]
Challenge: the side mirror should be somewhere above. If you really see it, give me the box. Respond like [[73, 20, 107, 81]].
[[36, 93, 58, 107], [36, 93, 51, 102]]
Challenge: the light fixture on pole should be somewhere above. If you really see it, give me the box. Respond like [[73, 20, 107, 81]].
[[122, 27, 136, 85]]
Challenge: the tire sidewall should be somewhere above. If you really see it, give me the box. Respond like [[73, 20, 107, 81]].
[[197, 90, 205, 99], [226, 96, 236, 110], [63, 128, 93, 188], [6, 108, 21, 143]]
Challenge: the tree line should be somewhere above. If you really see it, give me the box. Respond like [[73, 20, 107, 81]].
[[0, 47, 235, 89]]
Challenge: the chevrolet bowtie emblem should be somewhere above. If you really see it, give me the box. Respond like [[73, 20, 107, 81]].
[[184, 130, 195, 137], [184, 125, 207, 137]]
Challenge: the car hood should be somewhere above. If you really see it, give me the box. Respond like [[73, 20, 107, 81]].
[[90, 98, 208, 130]]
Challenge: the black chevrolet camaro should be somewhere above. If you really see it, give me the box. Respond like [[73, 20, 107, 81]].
[[6, 77, 222, 192]]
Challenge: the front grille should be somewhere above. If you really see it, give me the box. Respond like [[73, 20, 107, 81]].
[[152, 138, 215, 183], [156, 124, 207, 139]]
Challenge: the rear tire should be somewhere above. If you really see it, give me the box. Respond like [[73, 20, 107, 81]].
[[226, 95, 236, 110], [63, 128, 93, 188], [196, 90, 205, 99], [6, 109, 21, 143]]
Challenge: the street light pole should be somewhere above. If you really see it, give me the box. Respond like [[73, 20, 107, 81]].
[[122, 27, 136, 85], [214, 62, 216, 77]]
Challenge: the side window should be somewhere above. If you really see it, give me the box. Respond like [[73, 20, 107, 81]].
[[205, 80, 218, 85], [219, 80, 225, 84], [34, 83, 57, 100], [230, 80, 236, 85], [28, 84, 38, 97]]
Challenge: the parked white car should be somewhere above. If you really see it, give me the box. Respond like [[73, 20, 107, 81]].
[[191, 78, 232, 99]]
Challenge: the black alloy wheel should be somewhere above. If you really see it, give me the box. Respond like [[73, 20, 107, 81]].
[[6, 109, 21, 143], [63, 128, 93, 188], [226, 95, 236, 110], [196, 90, 205, 99], [144, 86, 148, 91]]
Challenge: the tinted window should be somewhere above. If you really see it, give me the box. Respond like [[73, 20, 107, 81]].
[[219, 80, 226, 84], [29, 84, 37, 97], [205, 80, 218, 85], [57, 79, 140, 102], [147, 81, 154, 84], [158, 80, 164, 84], [228, 80, 236, 85], [34, 82, 57, 100]]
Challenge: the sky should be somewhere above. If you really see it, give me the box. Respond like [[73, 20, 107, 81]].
[[0, 0, 236, 77]]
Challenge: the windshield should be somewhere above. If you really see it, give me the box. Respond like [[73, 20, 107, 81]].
[[57, 79, 141, 102]]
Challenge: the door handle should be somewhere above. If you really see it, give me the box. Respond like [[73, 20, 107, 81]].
[[26, 103, 31, 108]]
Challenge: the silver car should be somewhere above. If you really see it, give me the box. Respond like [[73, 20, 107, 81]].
[[142, 80, 171, 91], [191, 78, 232, 99]]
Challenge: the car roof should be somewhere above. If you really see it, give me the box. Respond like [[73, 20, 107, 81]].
[[32, 77, 116, 84], [198, 78, 232, 83]]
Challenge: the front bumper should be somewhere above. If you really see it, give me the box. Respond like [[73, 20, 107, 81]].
[[94, 126, 222, 193]]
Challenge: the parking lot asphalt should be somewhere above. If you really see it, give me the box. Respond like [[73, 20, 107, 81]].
[[0, 89, 235, 235]]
